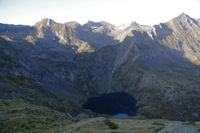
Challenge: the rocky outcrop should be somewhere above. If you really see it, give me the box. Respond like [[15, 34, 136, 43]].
[[157, 122, 199, 133], [152, 13, 200, 64]]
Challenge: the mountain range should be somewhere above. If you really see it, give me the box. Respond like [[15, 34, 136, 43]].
[[0, 13, 200, 131]]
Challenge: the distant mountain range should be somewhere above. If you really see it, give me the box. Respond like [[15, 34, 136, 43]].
[[0, 12, 200, 124]]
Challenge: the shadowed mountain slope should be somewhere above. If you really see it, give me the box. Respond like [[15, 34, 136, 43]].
[[0, 13, 200, 121]]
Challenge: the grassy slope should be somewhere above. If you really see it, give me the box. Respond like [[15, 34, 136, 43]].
[[46, 118, 200, 133], [0, 99, 73, 133], [0, 75, 87, 132], [0, 75, 82, 115]]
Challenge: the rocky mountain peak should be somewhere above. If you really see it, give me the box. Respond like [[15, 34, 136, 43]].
[[82, 20, 115, 35], [170, 13, 198, 27], [176, 12, 194, 21], [85, 21, 103, 27], [115, 21, 139, 31], [178, 12, 189, 18], [65, 21, 81, 27], [161, 13, 198, 35], [130, 21, 140, 27], [99, 21, 115, 27], [84, 21, 115, 29], [34, 18, 56, 28]]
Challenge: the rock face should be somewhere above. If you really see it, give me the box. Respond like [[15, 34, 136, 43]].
[[0, 18, 146, 52], [152, 13, 200, 64], [112, 21, 151, 42], [0, 13, 200, 121], [157, 121, 200, 133]]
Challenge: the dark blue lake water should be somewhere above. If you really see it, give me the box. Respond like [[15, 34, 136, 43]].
[[83, 92, 138, 116], [112, 113, 129, 118]]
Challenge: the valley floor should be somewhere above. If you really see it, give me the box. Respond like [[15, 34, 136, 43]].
[[0, 99, 200, 133], [47, 117, 200, 133]]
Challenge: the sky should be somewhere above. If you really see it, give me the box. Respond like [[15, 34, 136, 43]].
[[0, 0, 200, 26]]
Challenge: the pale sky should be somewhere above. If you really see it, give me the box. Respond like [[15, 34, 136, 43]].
[[0, 0, 200, 26]]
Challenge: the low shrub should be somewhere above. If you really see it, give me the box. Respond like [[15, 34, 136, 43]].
[[104, 119, 119, 129]]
